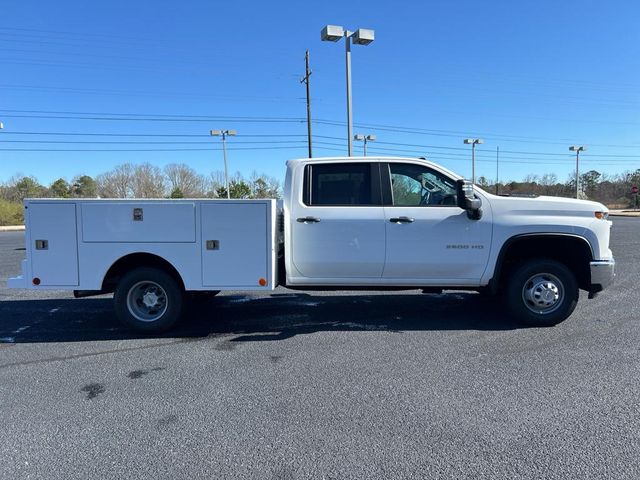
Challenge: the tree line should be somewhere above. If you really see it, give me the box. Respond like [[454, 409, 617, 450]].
[[0, 163, 282, 202], [477, 169, 640, 208]]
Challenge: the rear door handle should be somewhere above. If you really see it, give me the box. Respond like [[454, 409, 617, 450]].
[[297, 216, 321, 223], [389, 216, 415, 224]]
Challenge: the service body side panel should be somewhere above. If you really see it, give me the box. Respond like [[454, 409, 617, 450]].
[[27, 202, 79, 286], [201, 202, 272, 288], [19, 199, 276, 292]]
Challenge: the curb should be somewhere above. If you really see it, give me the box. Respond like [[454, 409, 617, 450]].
[[0, 225, 25, 232], [609, 211, 640, 217]]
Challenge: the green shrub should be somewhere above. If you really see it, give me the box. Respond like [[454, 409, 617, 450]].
[[0, 200, 24, 226]]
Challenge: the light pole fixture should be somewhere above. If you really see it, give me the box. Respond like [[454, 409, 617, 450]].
[[321, 24, 375, 156], [354, 133, 376, 156], [569, 145, 586, 199], [210, 129, 237, 199], [463, 138, 484, 184]]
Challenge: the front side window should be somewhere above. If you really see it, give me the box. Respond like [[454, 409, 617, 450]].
[[389, 163, 457, 206], [306, 163, 374, 206]]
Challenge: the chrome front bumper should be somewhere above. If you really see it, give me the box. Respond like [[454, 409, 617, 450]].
[[590, 259, 615, 293]]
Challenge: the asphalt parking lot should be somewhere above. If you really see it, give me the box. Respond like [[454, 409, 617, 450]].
[[1, 218, 639, 480]]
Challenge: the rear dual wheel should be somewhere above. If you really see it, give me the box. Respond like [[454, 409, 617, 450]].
[[114, 267, 184, 332]]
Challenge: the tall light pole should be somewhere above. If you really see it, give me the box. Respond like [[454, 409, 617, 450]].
[[321, 25, 375, 156], [210, 129, 237, 199], [354, 134, 376, 156], [569, 145, 586, 199], [463, 138, 484, 184]]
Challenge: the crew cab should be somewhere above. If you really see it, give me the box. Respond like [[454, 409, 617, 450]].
[[8, 156, 615, 331]]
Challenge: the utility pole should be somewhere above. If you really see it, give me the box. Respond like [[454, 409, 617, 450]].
[[300, 50, 313, 158], [495, 146, 499, 195]]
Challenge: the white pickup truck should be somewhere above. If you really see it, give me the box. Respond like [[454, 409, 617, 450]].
[[8, 156, 615, 331]]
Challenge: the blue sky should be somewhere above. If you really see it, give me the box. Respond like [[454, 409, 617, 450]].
[[0, 0, 638, 186]]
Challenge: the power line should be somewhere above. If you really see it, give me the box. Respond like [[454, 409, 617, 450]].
[[0, 131, 637, 160], [2, 108, 638, 149], [0, 131, 314, 138], [0, 139, 310, 145], [0, 145, 309, 152], [0, 114, 305, 124], [0, 108, 304, 120], [0, 83, 305, 102]]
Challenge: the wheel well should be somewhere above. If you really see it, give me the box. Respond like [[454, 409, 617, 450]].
[[102, 253, 185, 293], [494, 235, 593, 291]]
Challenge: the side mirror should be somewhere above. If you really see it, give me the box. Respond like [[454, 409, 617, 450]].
[[456, 179, 483, 220]]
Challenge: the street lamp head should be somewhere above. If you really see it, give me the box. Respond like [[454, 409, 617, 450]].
[[0, 122, 3, 129], [352, 28, 375, 45], [366, 134, 376, 141], [227, 130, 237, 136], [210, 130, 222, 136], [464, 138, 483, 145], [354, 134, 365, 141], [463, 138, 473, 144], [475, 138, 484, 145], [569, 145, 586, 152], [321, 25, 344, 42]]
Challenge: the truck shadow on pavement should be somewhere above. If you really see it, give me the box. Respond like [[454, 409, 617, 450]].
[[0, 292, 525, 344]]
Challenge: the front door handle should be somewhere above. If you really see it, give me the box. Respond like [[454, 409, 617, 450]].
[[297, 216, 321, 223], [389, 216, 415, 224]]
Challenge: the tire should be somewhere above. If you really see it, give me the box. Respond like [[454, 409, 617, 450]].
[[114, 267, 184, 332], [506, 258, 578, 327]]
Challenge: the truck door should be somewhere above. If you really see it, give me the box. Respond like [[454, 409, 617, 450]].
[[381, 162, 492, 283], [290, 162, 385, 279]]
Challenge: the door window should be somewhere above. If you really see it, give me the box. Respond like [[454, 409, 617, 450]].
[[389, 163, 457, 206], [305, 163, 375, 206]]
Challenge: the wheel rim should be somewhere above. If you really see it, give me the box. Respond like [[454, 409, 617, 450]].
[[126, 281, 169, 322], [521, 273, 564, 315]]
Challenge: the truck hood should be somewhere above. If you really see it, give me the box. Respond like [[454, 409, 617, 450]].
[[483, 193, 607, 218]]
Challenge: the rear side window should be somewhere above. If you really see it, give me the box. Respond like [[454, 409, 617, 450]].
[[305, 163, 374, 206]]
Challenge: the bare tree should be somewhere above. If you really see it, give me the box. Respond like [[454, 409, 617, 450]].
[[96, 164, 135, 198], [132, 163, 165, 198], [539, 173, 559, 195], [164, 163, 207, 198]]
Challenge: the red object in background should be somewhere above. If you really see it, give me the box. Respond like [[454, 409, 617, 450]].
[[632, 185, 639, 194]]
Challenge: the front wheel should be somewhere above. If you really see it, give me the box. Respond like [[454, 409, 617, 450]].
[[114, 267, 184, 332], [506, 259, 578, 327]]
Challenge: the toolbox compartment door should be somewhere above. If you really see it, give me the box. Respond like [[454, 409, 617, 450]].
[[81, 202, 196, 243], [28, 203, 79, 286], [201, 203, 269, 287]]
